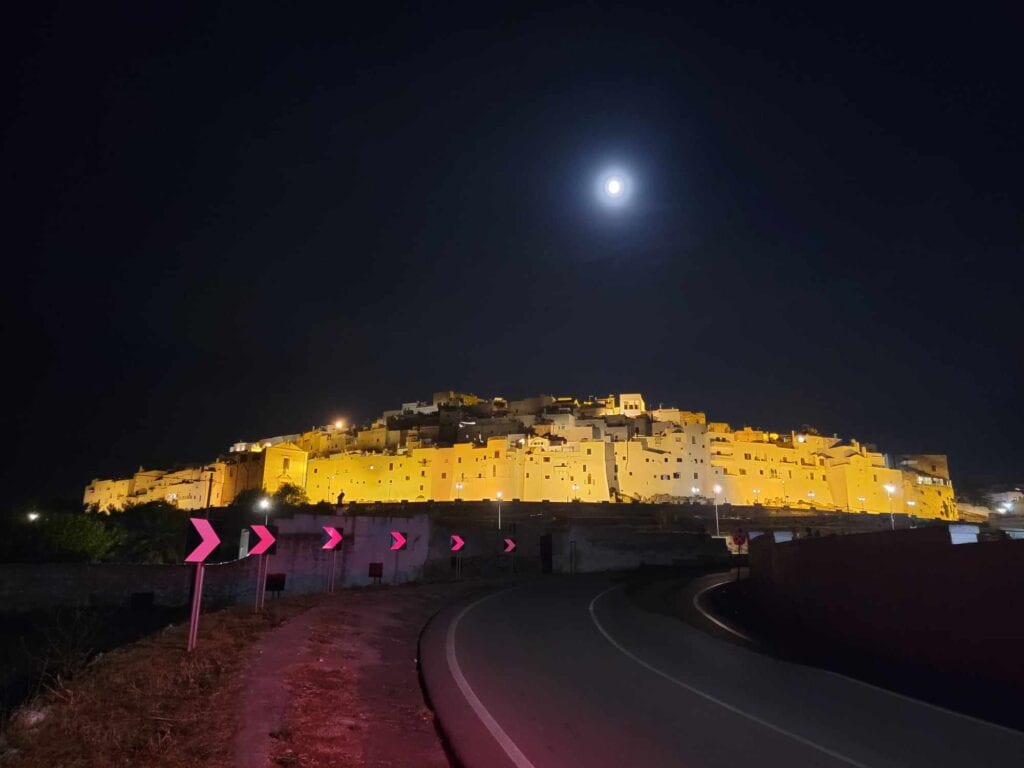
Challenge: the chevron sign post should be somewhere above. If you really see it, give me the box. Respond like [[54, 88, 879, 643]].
[[322, 526, 343, 592], [249, 524, 278, 612], [184, 518, 221, 652]]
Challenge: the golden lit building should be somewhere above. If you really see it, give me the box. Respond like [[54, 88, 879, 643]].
[[83, 392, 959, 520]]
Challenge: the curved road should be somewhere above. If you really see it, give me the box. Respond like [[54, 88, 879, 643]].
[[420, 575, 1024, 768]]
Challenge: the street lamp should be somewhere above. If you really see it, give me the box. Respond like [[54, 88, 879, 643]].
[[571, 483, 579, 502], [496, 491, 504, 530], [883, 483, 897, 530], [712, 484, 722, 536], [455, 482, 463, 500], [857, 496, 866, 511], [26, 511, 40, 522], [752, 488, 761, 505], [257, 496, 272, 524]]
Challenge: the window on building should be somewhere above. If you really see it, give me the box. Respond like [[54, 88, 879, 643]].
[[441, 473, 447, 479], [739, 469, 747, 475], [744, 453, 751, 460], [693, 472, 699, 479], [543, 457, 550, 463], [389, 463, 394, 471], [673, 472, 680, 479], [283, 457, 291, 472], [586, 448, 592, 455]]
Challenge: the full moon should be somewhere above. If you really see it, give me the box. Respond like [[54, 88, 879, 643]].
[[605, 177, 623, 196]]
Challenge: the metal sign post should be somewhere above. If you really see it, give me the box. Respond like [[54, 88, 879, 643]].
[[249, 524, 277, 612], [322, 526, 343, 593], [187, 562, 205, 652], [184, 518, 220, 652], [451, 534, 465, 581]]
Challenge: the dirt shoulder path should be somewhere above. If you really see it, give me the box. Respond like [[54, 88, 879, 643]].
[[3, 582, 502, 768], [238, 582, 499, 768]]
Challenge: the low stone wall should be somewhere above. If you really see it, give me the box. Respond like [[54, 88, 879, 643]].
[[0, 557, 258, 612]]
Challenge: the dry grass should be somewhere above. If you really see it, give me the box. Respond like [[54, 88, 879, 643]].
[[1, 596, 319, 768]]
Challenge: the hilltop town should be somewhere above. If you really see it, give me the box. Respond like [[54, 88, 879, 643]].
[[84, 391, 958, 520]]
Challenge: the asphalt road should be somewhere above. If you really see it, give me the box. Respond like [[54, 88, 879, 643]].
[[419, 575, 1024, 768]]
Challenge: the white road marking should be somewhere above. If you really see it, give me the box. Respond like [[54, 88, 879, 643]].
[[692, 578, 753, 642], [446, 589, 538, 768], [588, 585, 870, 768], [693, 578, 1024, 738]]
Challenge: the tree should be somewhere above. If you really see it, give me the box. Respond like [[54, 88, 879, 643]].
[[273, 483, 308, 509], [0, 511, 116, 563], [105, 501, 188, 564], [232, 488, 267, 511]]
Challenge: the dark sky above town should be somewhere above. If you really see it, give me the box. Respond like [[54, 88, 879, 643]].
[[3, 1, 1022, 507]]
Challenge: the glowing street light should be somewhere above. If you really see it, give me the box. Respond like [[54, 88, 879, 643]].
[[26, 511, 40, 522], [712, 484, 722, 536], [496, 491, 504, 530], [752, 488, 761, 505], [570, 482, 580, 502], [455, 482, 463, 500], [883, 483, 897, 530], [257, 496, 272, 524], [333, 419, 345, 430], [605, 176, 623, 196]]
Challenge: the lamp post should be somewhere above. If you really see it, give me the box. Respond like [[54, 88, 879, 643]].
[[496, 491, 503, 530], [455, 482, 463, 500], [752, 488, 761, 505], [884, 483, 896, 530], [712, 484, 722, 536], [857, 496, 866, 511], [257, 496, 272, 525], [570, 483, 579, 502]]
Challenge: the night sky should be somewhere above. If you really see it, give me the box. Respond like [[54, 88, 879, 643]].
[[4, 2, 1022, 509]]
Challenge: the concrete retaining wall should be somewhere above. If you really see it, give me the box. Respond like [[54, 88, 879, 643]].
[[2, 510, 734, 611], [749, 526, 1024, 689]]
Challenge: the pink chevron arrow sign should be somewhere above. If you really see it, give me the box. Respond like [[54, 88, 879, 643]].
[[322, 526, 343, 550], [450, 534, 465, 552], [390, 531, 407, 551], [504, 537, 516, 553], [249, 524, 276, 556], [185, 518, 220, 563]]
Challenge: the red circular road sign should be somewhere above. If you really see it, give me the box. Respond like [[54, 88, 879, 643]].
[[731, 532, 748, 547]]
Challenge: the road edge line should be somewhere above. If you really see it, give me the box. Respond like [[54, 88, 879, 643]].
[[588, 585, 870, 768], [445, 588, 538, 768], [692, 578, 753, 642], [692, 579, 1024, 737]]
